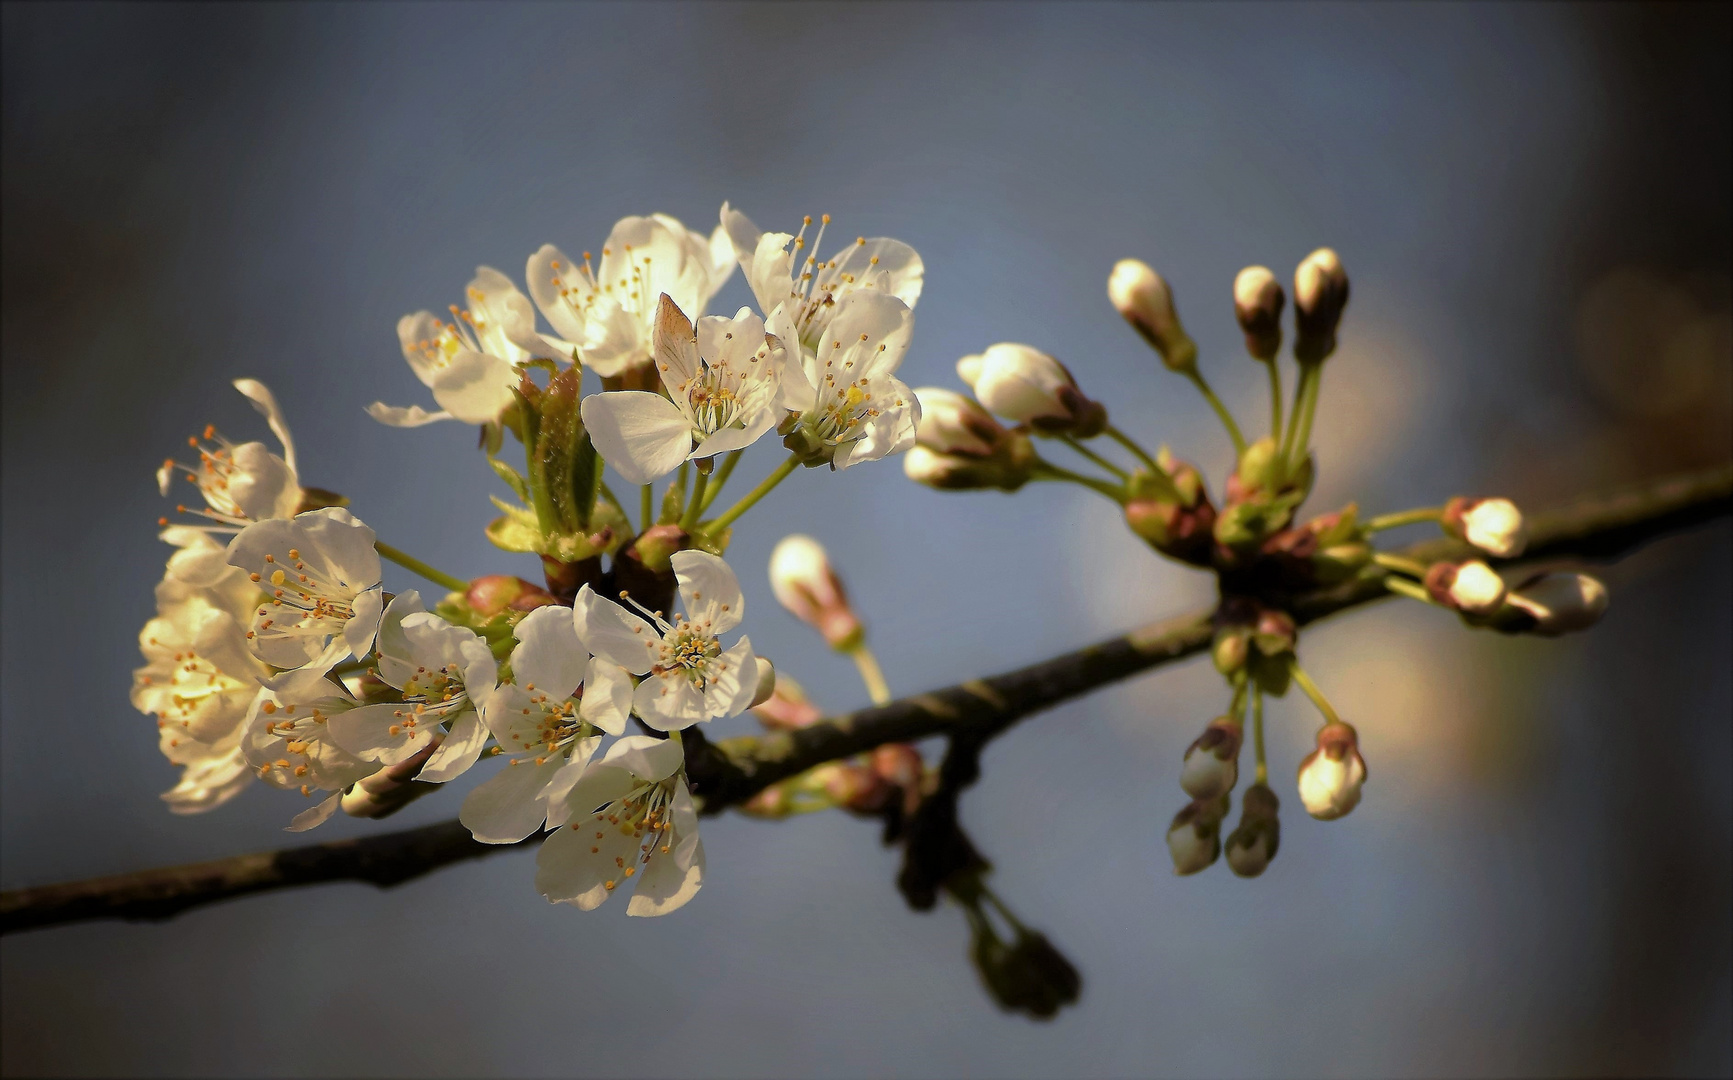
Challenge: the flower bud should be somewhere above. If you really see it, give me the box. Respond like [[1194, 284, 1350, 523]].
[[752, 673, 823, 730], [1166, 795, 1229, 875], [1233, 266, 1285, 361], [749, 656, 777, 708], [1252, 609, 1297, 657], [741, 783, 795, 818], [1505, 572, 1609, 636], [628, 522, 690, 575], [1293, 248, 1349, 364], [914, 387, 1007, 457], [964, 343, 1108, 438], [1441, 496, 1528, 559], [1231, 436, 1285, 499], [464, 575, 557, 618], [1224, 783, 1281, 878], [1108, 258, 1197, 371], [872, 743, 924, 791], [1423, 559, 1508, 616], [1212, 628, 1251, 676], [769, 534, 863, 650], [1296, 721, 1366, 821], [904, 442, 1038, 492], [1122, 452, 1216, 565], [819, 762, 892, 813], [1181, 716, 1243, 800]]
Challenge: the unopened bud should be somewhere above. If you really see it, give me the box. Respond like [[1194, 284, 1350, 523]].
[[769, 534, 863, 650], [1108, 258, 1197, 371], [819, 762, 892, 813], [1224, 783, 1281, 878], [1505, 572, 1609, 636], [1233, 266, 1285, 361], [904, 439, 1037, 492], [1181, 716, 1243, 800], [465, 575, 556, 618], [1252, 609, 1297, 657], [749, 656, 777, 708], [1314, 542, 1372, 584], [752, 673, 823, 730], [1293, 248, 1349, 364], [1232, 436, 1284, 498], [1166, 794, 1229, 875], [963, 343, 1107, 438], [1212, 628, 1251, 675], [871, 743, 924, 790], [741, 783, 795, 818], [1296, 721, 1366, 821], [913, 387, 1007, 457], [340, 740, 441, 819], [1423, 559, 1508, 615], [629, 523, 689, 574], [1442, 496, 1528, 559]]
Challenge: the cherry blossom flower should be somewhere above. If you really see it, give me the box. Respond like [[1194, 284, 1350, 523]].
[[774, 291, 921, 470], [526, 214, 734, 379], [573, 550, 756, 730], [721, 204, 923, 351], [535, 734, 704, 916], [957, 343, 1105, 436], [369, 267, 544, 428], [241, 681, 388, 832], [227, 508, 385, 680], [581, 296, 789, 484], [157, 379, 303, 532], [461, 605, 633, 844], [325, 593, 500, 783], [1443, 497, 1528, 559]]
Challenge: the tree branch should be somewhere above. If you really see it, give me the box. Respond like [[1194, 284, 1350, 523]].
[[6, 463, 1728, 935]]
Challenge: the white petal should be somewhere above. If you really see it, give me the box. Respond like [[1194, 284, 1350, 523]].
[[705, 635, 758, 719], [572, 585, 660, 674], [461, 755, 565, 843], [342, 587, 385, 661], [227, 443, 300, 521], [541, 735, 604, 827], [418, 709, 488, 783], [535, 814, 635, 909], [749, 232, 797, 318], [232, 378, 298, 475], [366, 402, 454, 427], [633, 673, 707, 731], [689, 408, 776, 461], [720, 202, 762, 277], [325, 702, 435, 765], [509, 604, 589, 696], [468, 266, 543, 360], [372, 590, 426, 689], [396, 312, 446, 388], [429, 349, 519, 426], [286, 792, 343, 832], [653, 296, 701, 392], [671, 550, 744, 634], [580, 391, 693, 486], [627, 834, 704, 917], [579, 658, 634, 736], [525, 243, 594, 347], [599, 733, 686, 783]]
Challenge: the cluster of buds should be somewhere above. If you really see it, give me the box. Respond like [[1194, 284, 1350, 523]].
[[903, 388, 1038, 492]]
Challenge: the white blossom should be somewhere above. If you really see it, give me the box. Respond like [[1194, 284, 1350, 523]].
[[369, 267, 544, 428], [526, 214, 735, 379], [573, 550, 756, 730], [157, 379, 303, 532], [1446, 497, 1528, 559], [227, 508, 385, 681], [461, 605, 633, 844], [721, 204, 922, 352], [581, 297, 789, 484], [241, 682, 387, 832], [535, 734, 704, 916], [774, 291, 921, 470]]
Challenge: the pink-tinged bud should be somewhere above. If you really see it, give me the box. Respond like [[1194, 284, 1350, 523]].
[[465, 575, 557, 618], [1166, 794, 1229, 875], [1296, 721, 1366, 821], [1233, 266, 1285, 361], [871, 743, 924, 790], [903, 440, 1037, 492], [914, 387, 1008, 457], [1181, 716, 1243, 800], [630, 523, 690, 574], [816, 762, 891, 813], [340, 739, 441, 819], [749, 657, 777, 709], [964, 343, 1108, 437], [1224, 783, 1281, 878], [1253, 609, 1297, 657], [1293, 248, 1349, 364], [1442, 496, 1528, 559], [1506, 572, 1609, 636], [742, 783, 795, 818], [1108, 258, 1197, 371], [1423, 559, 1509, 616], [752, 673, 823, 730], [769, 534, 863, 650]]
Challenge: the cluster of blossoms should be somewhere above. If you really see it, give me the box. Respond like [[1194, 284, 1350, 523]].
[[904, 250, 1610, 878], [136, 205, 926, 916]]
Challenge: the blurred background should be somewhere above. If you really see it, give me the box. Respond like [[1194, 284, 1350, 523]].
[[3, 3, 1729, 1076]]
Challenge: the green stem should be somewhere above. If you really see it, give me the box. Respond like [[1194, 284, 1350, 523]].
[[1382, 574, 1436, 604], [1104, 425, 1160, 473], [1184, 369, 1247, 457], [1252, 685, 1268, 786], [701, 450, 743, 513], [597, 481, 626, 517], [1281, 362, 1314, 464], [1365, 506, 1444, 532], [1285, 362, 1323, 474], [1287, 659, 1342, 726], [1228, 674, 1249, 721], [848, 644, 893, 707], [1264, 358, 1284, 447], [681, 470, 709, 531], [375, 542, 469, 594], [1372, 551, 1430, 578], [1059, 436, 1130, 480], [1030, 459, 1128, 503], [709, 455, 800, 533], [640, 485, 653, 534]]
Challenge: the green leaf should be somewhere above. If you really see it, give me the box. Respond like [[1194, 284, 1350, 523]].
[[488, 457, 531, 502]]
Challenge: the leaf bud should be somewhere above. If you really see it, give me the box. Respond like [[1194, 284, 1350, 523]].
[[959, 343, 1108, 438], [1441, 496, 1528, 559], [752, 673, 823, 730], [1423, 559, 1508, 616], [1296, 721, 1366, 821], [1233, 266, 1285, 361], [1505, 572, 1609, 636], [1224, 782, 1281, 878], [1108, 258, 1198, 371], [769, 534, 864, 650], [1293, 248, 1349, 364], [464, 575, 557, 618], [1181, 716, 1243, 800], [1166, 794, 1229, 875]]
